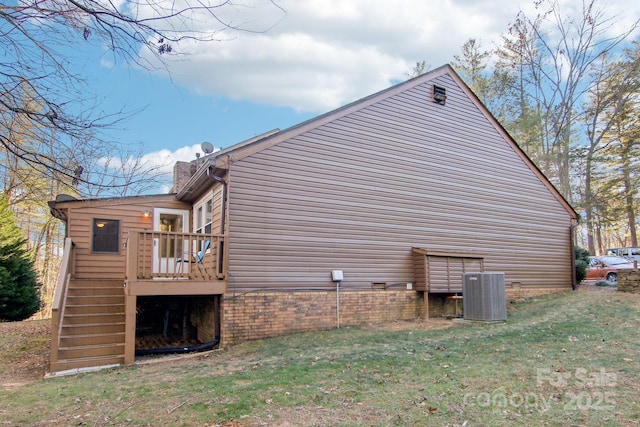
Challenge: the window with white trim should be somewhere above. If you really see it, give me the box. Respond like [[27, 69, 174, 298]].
[[194, 197, 213, 234]]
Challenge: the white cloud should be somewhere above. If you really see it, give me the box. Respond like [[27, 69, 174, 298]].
[[137, 0, 639, 113], [136, 143, 221, 179], [114, 0, 640, 194], [139, 0, 530, 112], [148, 143, 221, 193], [96, 143, 220, 193]]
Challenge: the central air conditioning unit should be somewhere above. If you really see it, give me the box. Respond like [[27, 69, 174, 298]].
[[462, 272, 507, 321]]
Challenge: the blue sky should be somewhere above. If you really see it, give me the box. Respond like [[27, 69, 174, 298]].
[[82, 0, 639, 192], [94, 63, 314, 153]]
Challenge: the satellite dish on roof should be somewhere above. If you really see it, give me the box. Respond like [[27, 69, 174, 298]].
[[201, 141, 214, 154]]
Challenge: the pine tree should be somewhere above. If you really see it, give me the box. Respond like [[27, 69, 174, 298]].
[[0, 193, 41, 321]]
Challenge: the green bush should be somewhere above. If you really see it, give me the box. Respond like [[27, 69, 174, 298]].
[[0, 194, 41, 321], [575, 246, 590, 283]]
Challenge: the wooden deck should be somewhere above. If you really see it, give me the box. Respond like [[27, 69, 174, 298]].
[[50, 232, 227, 373], [124, 231, 227, 296]]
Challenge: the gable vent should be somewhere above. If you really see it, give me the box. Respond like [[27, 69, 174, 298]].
[[433, 85, 447, 105]]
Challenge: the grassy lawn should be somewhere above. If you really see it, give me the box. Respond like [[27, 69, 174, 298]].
[[1, 287, 639, 426]]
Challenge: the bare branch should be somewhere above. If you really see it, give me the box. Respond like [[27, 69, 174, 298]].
[[0, 0, 285, 195]]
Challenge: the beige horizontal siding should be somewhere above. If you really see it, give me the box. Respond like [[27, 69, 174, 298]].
[[62, 196, 190, 280], [226, 74, 573, 293]]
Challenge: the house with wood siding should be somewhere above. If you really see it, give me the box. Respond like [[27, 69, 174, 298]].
[[47, 65, 578, 374]]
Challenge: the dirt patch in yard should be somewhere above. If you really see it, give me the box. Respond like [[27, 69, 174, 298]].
[[0, 319, 50, 390]]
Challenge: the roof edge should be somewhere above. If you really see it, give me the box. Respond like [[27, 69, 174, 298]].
[[178, 63, 577, 222], [213, 65, 453, 166]]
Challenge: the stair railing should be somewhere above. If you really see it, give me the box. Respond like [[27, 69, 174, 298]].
[[50, 238, 75, 367]]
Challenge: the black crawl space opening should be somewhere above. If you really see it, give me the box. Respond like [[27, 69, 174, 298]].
[[135, 295, 220, 356]]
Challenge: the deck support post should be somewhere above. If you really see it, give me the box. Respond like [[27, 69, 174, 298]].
[[423, 291, 429, 319], [124, 293, 137, 364]]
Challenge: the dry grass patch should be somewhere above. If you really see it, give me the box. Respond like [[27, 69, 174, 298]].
[[1, 287, 639, 426], [0, 319, 49, 390]]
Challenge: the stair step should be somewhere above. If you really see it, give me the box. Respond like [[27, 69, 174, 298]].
[[67, 287, 124, 297], [63, 313, 125, 325], [61, 322, 126, 335], [57, 343, 125, 359], [65, 295, 124, 305], [51, 277, 129, 374], [51, 355, 125, 373], [69, 280, 124, 288], [60, 332, 125, 347], [65, 304, 124, 315]]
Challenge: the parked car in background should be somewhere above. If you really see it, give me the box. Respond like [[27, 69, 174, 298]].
[[606, 247, 640, 263], [586, 256, 636, 284]]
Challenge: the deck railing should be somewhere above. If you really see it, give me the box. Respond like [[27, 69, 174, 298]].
[[125, 230, 225, 282]]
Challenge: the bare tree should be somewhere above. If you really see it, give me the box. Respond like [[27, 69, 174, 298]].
[[404, 61, 429, 79], [79, 145, 172, 198], [1, 0, 285, 316], [452, 39, 490, 96], [496, 0, 639, 201], [1, 0, 285, 192], [579, 54, 633, 254], [594, 44, 640, 250]]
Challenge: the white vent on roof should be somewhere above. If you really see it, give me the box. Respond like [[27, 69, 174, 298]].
[[433, 85, 447, 105]]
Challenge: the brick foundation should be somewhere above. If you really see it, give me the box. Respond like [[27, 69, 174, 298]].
[[618, 270, 640, 293], [221, 290, 479, 346], [215, 286, 572, 347]]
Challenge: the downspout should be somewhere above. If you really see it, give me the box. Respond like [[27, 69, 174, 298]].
[[571, 217, 579, 290], [205, 166, 227, 349], [206, 166, 227, 235], [135, 167, 228, 358], [206, 166, 228, 280]]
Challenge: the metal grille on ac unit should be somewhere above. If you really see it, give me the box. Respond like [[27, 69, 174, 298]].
[[462, 273, 507, 321]]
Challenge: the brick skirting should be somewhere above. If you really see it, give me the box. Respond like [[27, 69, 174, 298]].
[[220, 289, 446, 346], [218, 287, 572, 347]]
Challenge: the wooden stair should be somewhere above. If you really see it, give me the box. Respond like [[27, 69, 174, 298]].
[[50, 279, 126, 373]]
